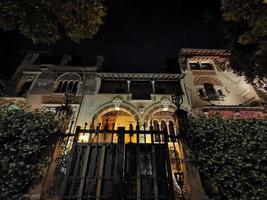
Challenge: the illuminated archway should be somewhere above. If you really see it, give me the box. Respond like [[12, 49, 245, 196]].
[[143, 102, 177, 124], [97, 110, 137, 130], [90, 101, 141, 129]]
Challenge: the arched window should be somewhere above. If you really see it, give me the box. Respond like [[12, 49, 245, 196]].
[[201, 63, 213, 70], [72, 81, 78, 93], [203, 83, 218, 99], [54, 72, 81, 94], [67, 81, 73, 92], [61, 81, 68, 93], [55, 81, 63, 92]]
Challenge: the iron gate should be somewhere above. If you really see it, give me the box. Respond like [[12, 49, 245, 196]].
[[60, 126, 177, 199]]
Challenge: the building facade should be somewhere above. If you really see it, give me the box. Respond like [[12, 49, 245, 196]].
[[0, 49, 265, 199]]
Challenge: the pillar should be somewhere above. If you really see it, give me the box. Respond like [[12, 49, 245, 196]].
[[151, 80, 155, 94]]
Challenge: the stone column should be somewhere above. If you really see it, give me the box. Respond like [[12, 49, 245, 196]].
[[127, 80, 131, 93], [151, 80, 155, 94]]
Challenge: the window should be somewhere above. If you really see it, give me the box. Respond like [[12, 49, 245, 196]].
[[197, 86, 225, 100], [61, 81, 68, 92], [217, 89, 224, 96], [55, 80, 79, 94], [55, 81, 63, 92], [190, 62, 213, 70], [54, 73, 81, 94], [67, 81, 74, 92], [203, 83, 219, 99], [201, 63, 213, 70], [190, 62, 201, 70], [198, 88, 205, 97], [72, 81, 78, 93]]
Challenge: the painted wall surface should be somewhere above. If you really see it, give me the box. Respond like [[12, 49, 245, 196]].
[[181, 57, 262, 109]]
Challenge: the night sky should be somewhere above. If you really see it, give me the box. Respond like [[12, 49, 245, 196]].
[[0, 0, 227, 78]]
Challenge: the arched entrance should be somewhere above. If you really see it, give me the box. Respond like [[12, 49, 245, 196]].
[[94, 110, 138, 143], [89, 101, 141, 128], [96, 110, 137, 130], [145, 106, 187, 198]]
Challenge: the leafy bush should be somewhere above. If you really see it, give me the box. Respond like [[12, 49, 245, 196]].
[[186, 116, 267, 199], [0, 107, 59, 200]]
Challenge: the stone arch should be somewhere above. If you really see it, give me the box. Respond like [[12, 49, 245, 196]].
[[90, 101, 142, 127], [54, 72, 82, 93], [143, 102, 177, 123], [56, 72, 82, 82], [193, 75, 222, 86]]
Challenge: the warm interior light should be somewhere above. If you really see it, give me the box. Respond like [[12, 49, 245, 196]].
[[78, 134, 89, 143], [163, 107, 169, 111], [115, 107, 120, 111]]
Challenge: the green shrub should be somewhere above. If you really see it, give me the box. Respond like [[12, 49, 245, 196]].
[[0, 107, 59, 200], [186, 116, 267, 199]]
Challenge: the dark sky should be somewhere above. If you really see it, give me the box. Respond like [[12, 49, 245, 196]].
[[0, 0, 227, 78]]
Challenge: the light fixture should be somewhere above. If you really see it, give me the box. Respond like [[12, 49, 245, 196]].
[[115, 107, 120, 111], [171, 93, 183, 107], [172, 93, 188, 137]]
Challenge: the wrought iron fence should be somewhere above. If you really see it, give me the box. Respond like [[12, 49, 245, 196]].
[[50, 124, 186, 200]]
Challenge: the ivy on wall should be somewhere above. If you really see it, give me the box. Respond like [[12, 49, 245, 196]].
[[0, 107, 59, 200], [186, 116, 267, 199]]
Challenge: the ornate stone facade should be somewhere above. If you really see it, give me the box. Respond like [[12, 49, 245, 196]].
[[1, 49, 265, 200]]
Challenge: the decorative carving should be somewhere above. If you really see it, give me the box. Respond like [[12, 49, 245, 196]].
[[161, 97, 170, 111], [56, 72, 81, 82], [37, 78, 53, 88], [193, 75, 223, 86], [113, 97, 122, 110], [138, 107, 145, 114]]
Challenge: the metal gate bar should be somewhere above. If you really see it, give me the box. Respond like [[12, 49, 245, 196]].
[[96, 145, 106, 199], [60, 127, 178, 199], [77, 146, 91, 198]]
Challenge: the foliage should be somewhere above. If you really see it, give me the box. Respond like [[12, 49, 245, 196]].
[[0, 0, 106, 44], [186, 116, 267, 199], [0, 107, 59, 200], [221, 0, 267, 81]]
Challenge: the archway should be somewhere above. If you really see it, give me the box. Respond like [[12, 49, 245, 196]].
[[96, 110, 137, 130], [91, 102, 141, 128], [143, 102, 177, 124]]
